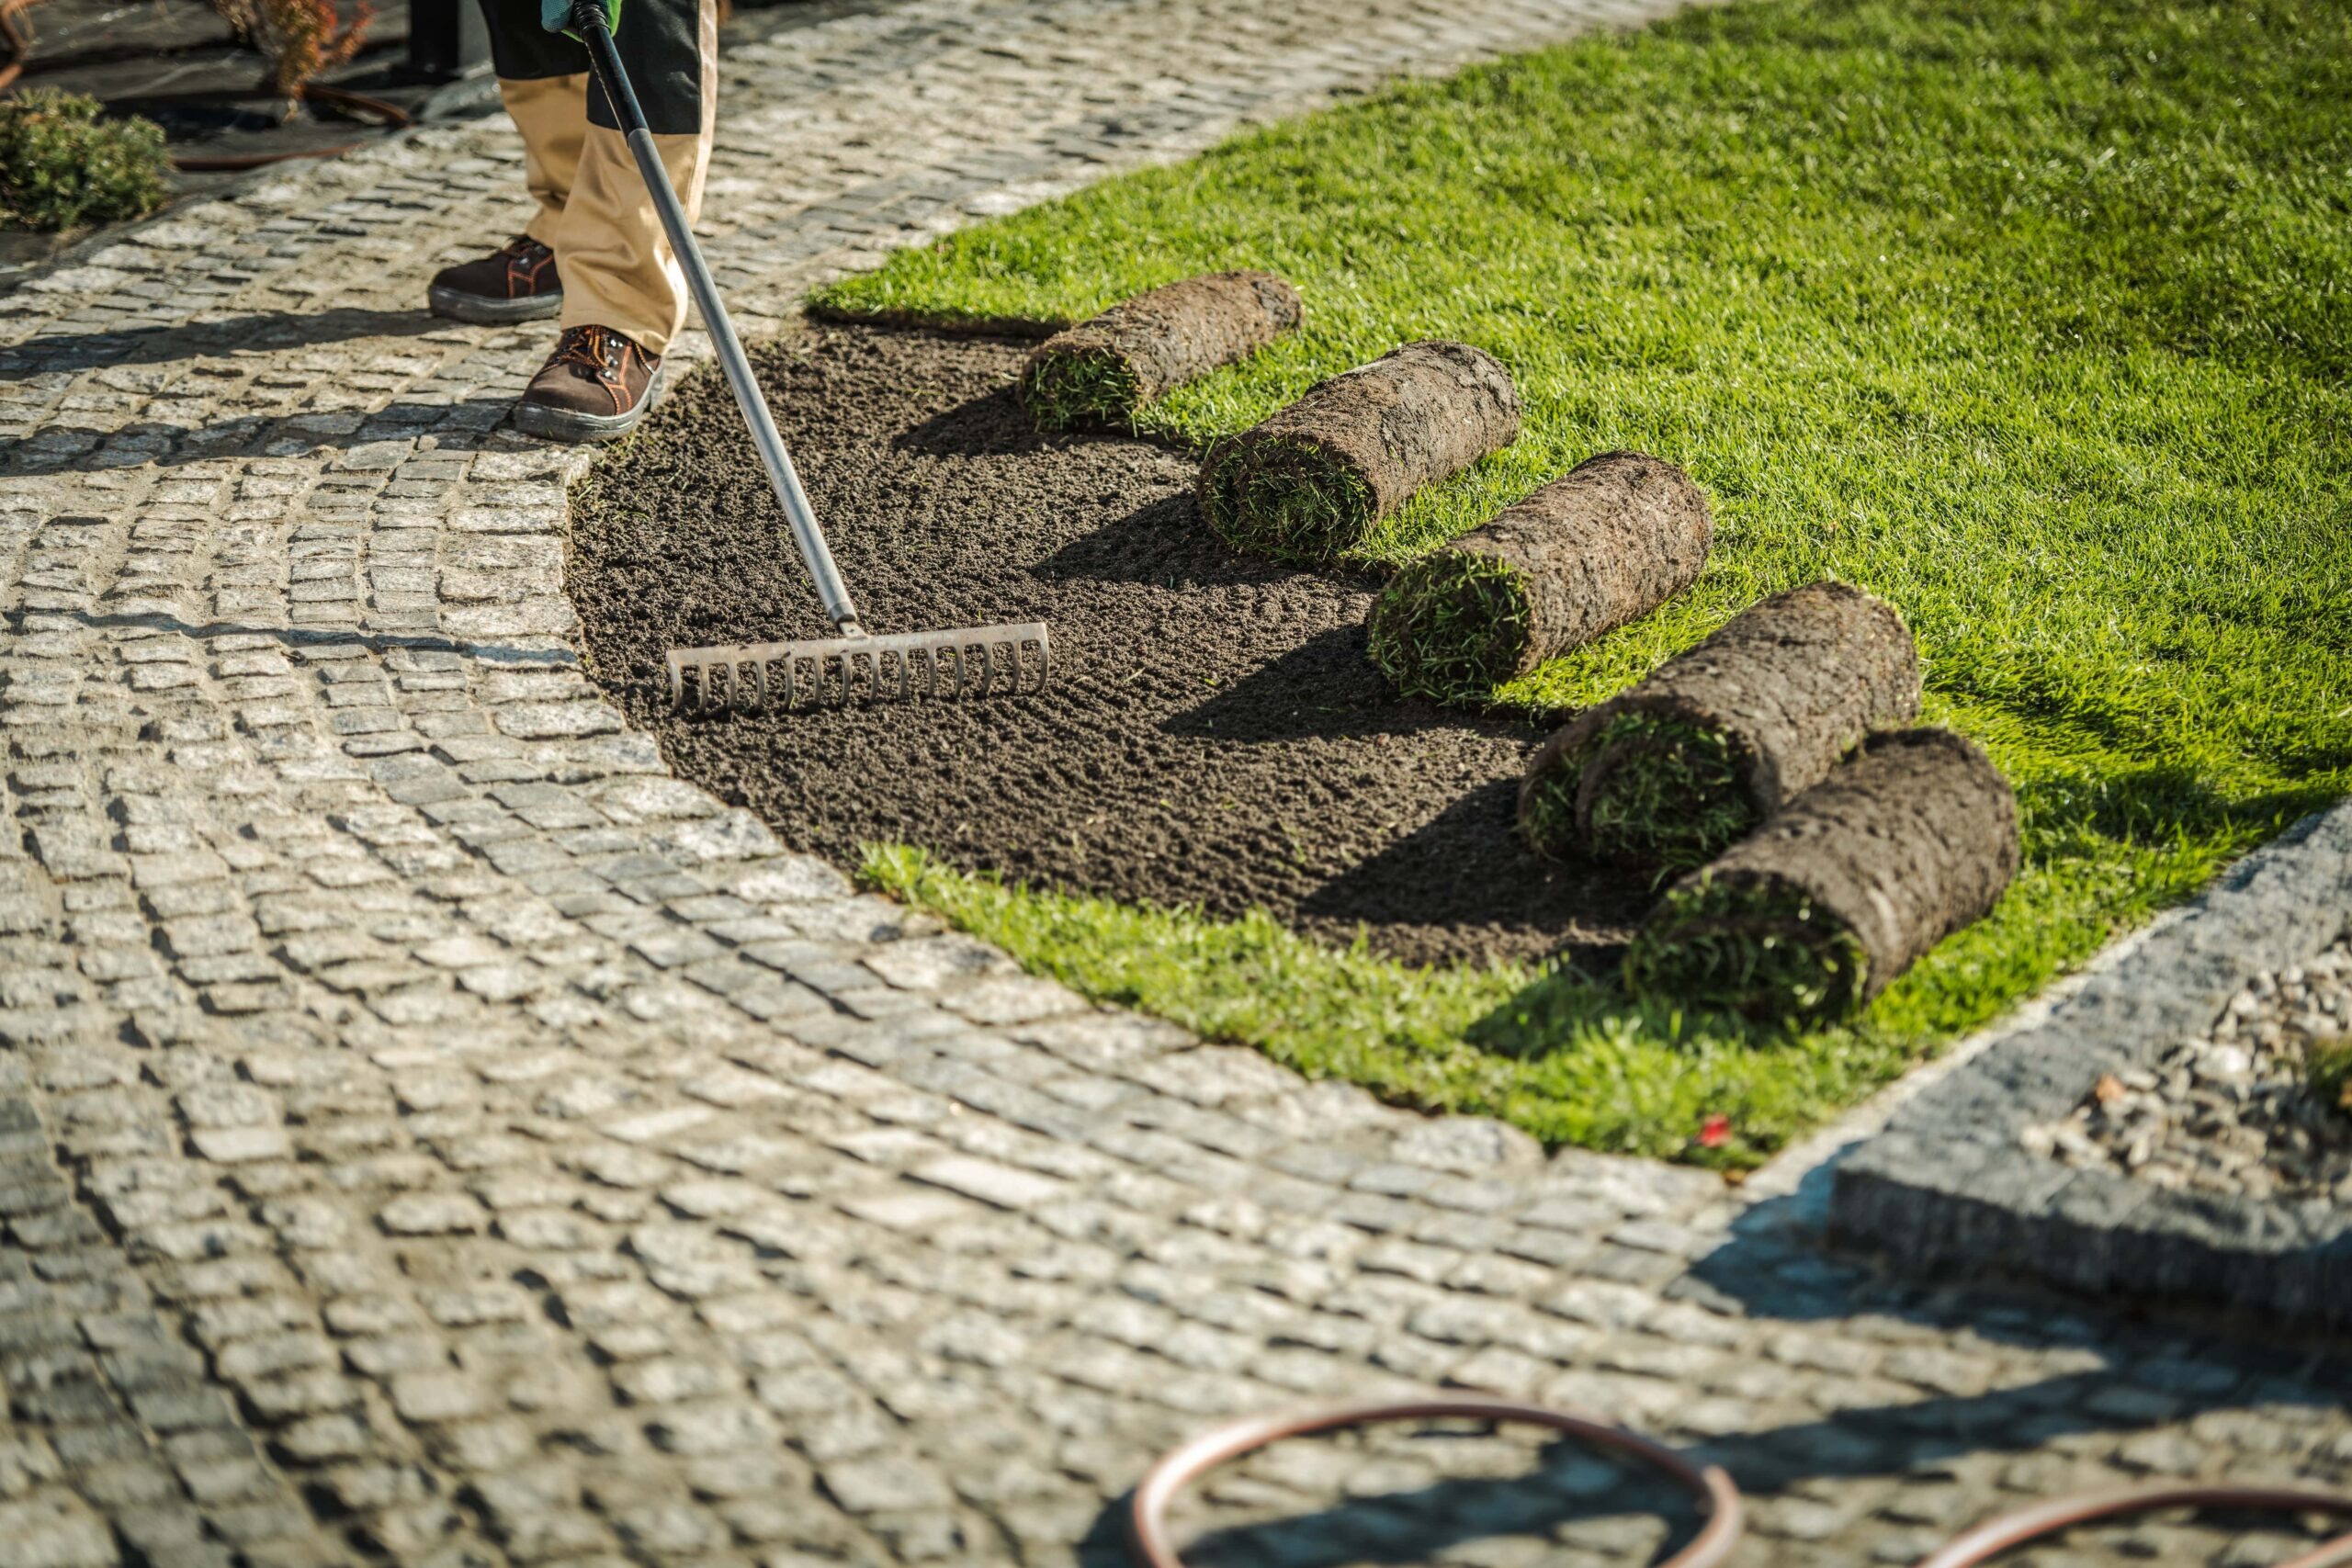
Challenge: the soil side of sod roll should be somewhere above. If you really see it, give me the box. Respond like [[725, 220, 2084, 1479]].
[[1017, 270, 1302, 431], [569, 322, 1645, 968], [1519, 580, 1922, 874], [1623, 728, 2020, 1023], [1198, 338, 1521, 563], [1367, 450, 1713, 703]]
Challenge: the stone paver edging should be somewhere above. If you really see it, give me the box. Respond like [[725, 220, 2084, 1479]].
[[5, 2, 2352, 1565], [1832, 802, 2352, 1331]]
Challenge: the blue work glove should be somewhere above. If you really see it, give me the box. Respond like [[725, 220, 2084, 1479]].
[[543, 0, 619, 38]]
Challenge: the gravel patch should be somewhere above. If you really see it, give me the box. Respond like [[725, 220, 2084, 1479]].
[[2024, 934, 2352, 1202]]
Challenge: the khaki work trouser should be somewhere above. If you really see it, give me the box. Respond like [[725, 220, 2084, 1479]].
[[491, 0, 717, 356]]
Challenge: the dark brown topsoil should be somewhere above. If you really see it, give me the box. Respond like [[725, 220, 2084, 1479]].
[[569, 323, 1649, 966]]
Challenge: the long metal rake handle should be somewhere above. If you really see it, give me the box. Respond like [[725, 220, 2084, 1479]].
[[572, 1, 865, 637]]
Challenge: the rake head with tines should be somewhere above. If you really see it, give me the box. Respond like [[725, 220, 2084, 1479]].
[[668, 621, 1050, 715], [569, 0, 1055, 724]]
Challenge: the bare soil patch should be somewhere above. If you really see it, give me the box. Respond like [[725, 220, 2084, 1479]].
[[569, 322, 1645, 966]]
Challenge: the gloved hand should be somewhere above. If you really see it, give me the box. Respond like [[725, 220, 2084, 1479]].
[[543, 0, 619, 38]]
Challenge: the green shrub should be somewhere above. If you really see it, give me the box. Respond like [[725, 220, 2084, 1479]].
[[0, 92, 171, 233]]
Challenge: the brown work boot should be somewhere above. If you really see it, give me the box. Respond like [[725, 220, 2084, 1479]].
[[427, 235, 562, 324], [514, 324, 662, 443]]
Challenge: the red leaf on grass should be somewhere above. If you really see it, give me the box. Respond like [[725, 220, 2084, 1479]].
[[1697, 1114, 1732, 1148]]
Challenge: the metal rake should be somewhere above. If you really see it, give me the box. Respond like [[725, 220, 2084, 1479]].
[[575, 1, 1051, 717]]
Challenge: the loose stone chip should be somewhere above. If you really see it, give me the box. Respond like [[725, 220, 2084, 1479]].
[[1519, 580, 1920, 873], [1197, 338, 1521, 562], [1623, 728, 2019, 1023], [1017, 269, 1302, 430], [1366, 450, 1713, 703]]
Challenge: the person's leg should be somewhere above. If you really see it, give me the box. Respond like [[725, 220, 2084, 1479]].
[[551, 0, 717, 356], [500, 73, 590, 250], [514, 0, 715, 440], [427, 1, 591, 322]]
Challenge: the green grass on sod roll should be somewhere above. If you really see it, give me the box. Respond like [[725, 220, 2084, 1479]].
[[1526, 712, 1761, 874], [818, 0, 2352, 1168], [1019, 346, 1143, 430], [1368, 553, 1532, 703], [1200, 437, 1376, 559], [1623, 877, 1873, 1025]]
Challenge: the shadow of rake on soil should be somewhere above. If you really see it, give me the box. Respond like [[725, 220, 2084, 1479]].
[[1035, 489, 1321, 594], [1162, 627, 1519, 745], [1298, 777, 1630, 934]]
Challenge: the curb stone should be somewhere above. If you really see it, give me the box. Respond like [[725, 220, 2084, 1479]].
[[1832, 801, 2352, 1330]]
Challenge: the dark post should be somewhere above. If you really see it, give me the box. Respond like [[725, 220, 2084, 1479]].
[[406, 0, 492, 80]]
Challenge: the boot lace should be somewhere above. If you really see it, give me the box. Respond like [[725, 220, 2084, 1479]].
[[554, 325, 628, 380]]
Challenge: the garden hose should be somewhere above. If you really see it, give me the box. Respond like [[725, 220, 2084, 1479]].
[[1126, 1395, 1744, 1568], [1917, 1484, 2352, 1568], [1125, 1396, 2352, 1568], [0, 0, 32, 95]]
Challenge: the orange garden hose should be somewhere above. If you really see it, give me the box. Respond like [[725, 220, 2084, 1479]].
[[0, 0, 40, 93], [1917, 1484, 2352, 1568], [1127, 1396, 1745, 1568], [1128, 1398, 2352, 1568]]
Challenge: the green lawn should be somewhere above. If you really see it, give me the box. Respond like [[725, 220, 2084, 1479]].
[[817, 0, 2352, 1168]]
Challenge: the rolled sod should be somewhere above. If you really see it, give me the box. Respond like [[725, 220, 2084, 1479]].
[[1366, 450, 1712, 703], [1623, 728, 2020, 1023], [1518, 580, 1921, 872], [1198, 339, 1521, 562], [1017, 269, 1303, 431]]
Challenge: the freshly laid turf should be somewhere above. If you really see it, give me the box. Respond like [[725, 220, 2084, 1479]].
[[1367, 551, 1532, 703], [1018, 348, 1142, 431], [1623, 876, 1872, 1026], [812, 0, 2352, 1165]]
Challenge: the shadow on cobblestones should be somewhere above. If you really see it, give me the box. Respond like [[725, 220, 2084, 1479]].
[[0, 307, 444, 377], [8, 399, 516, 475], [58, 610, 575, 663]]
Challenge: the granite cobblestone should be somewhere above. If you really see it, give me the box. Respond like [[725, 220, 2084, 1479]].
[[6, 0, 2352, 1564]]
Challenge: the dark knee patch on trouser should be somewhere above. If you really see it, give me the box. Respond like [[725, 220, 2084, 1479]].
[[477, 0, 707, 136]]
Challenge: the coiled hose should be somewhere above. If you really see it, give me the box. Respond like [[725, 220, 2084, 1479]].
[[1128, 1397, 2352, 1568]]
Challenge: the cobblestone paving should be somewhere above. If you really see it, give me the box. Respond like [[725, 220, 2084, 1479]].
[[3, 2, 2349, 1565]]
